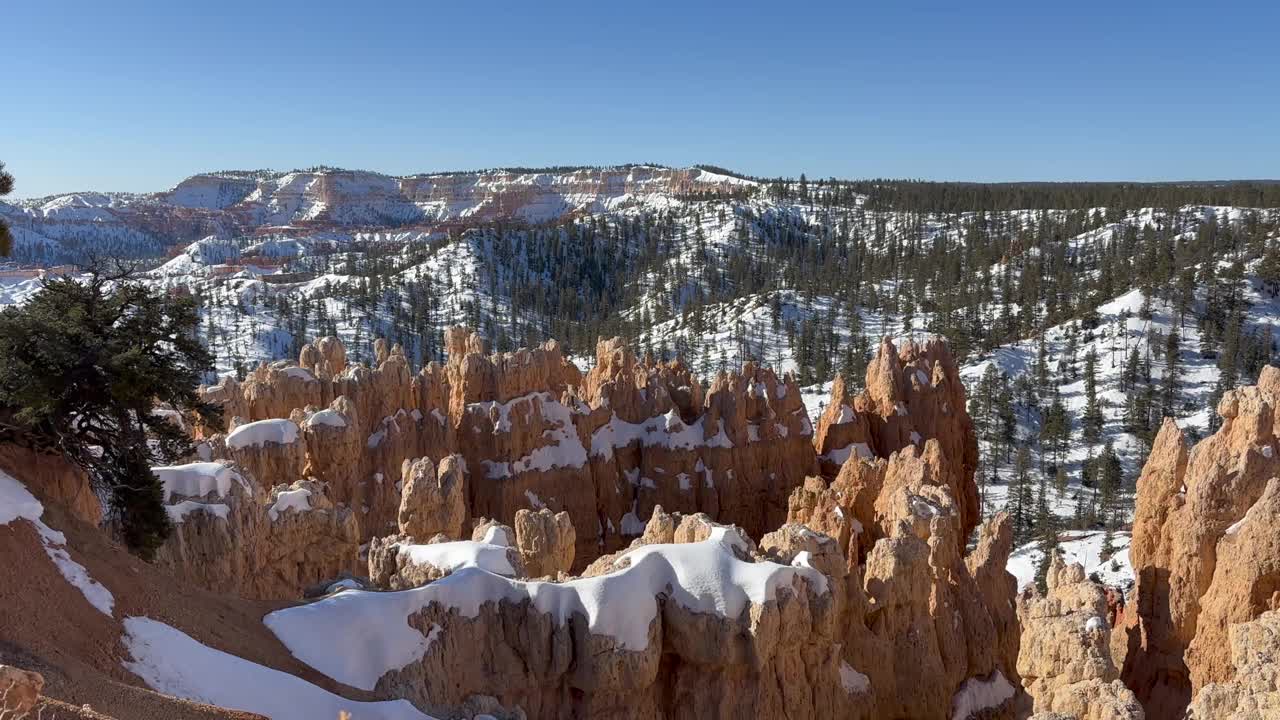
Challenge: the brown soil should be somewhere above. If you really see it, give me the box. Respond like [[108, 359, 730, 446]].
[[0, 485, 402, 720]]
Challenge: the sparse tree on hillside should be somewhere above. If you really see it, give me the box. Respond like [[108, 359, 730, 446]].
[[1082, 348, 1103, 445], [1009, 445, 1035, 543], [1033, 469, 1059, 593], [0, 268, 220, 557], [0, 162, 13, 256], [1162, 329, 1182, 417]]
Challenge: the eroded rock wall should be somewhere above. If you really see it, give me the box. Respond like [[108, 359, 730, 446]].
[[196, 328, 823, 571], [1119, 366, 1280, 717]]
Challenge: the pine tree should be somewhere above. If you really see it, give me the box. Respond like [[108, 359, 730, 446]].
[[1162, 329, 1182, 417], [1033, 469, 1059, 594], [0, 162, 12, 256], [1096, 441, 1123, 529], [1010, 446, 1035, 543], [1082, 348, 1103, 445]]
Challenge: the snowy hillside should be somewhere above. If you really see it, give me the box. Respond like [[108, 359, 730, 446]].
[[3, 169, 1279, 542]]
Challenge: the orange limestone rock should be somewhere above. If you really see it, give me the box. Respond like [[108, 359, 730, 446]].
[[1120, 366, 1280, 717], [812, 337, 980, 542]]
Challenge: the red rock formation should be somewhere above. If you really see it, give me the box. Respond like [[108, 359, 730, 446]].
[[1120, 366, 1280, 717], [0, 444, 101, 527], [1186, 610, 1280, 718], [812, 337, 980, 541], [152, 464, 359, 601], [197, 328, 822, 571], [1018, 557, 1144, 720]]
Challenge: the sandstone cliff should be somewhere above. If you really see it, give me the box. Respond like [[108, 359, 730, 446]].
[[1186, 610, 1280, 718], [1119, 366, 1280, 717], [1017, 557, 1143, 720], [196, 328, 821, 575]]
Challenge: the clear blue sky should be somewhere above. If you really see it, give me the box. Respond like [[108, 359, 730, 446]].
[[6, 0, 1279, 197]]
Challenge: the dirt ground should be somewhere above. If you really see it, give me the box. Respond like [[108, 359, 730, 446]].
[[0, 467, 395, 720]]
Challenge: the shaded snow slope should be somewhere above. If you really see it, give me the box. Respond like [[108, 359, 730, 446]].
[[122, 616, 436, 720]]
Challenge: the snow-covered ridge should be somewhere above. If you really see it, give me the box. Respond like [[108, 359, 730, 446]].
[[264, 526, 826, 691], [225, 418, 299, 449], [152, 461, 246, 502]]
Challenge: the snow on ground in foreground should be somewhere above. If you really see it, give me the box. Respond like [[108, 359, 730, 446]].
[[122, 617, 435, 720], [0, 468, 114, 616], [265, 526, 827, 691], [1007, 530, 1133, 591]]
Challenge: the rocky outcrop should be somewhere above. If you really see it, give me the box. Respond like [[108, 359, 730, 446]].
[[152, 463, 359, 600], [0, 664, 43, 717], [1186, 610, 1280, 718], [1017, 557, 1143, 720], [398, 455, 468, 540], [197, 328, 824, 570], [513, 508, 576, 578], [344, 360, 1011, 720], [366, 524, 524, 590], [0, 444, 101, 527], [812, 337, 980, 542], [275, 520, 856, 720], [276, 491, 1022, 720], [784, 425, 1020, 720], [1119, 367, 1280, 717]]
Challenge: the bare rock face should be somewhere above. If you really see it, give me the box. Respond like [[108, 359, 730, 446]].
[[0, 664, 44, 716], [218, 417, 306, 488], [152, 464, 359, 600], [1186, 610, 1280, 718], [788, 439, 1021, 718], [578, 339, 818, 562], [1017, 557, 1144, 720], [1120, 368, 1280, 717], [397, 455, 468, 540], [514, 508, 575, 578], [811, 337, 980, 542], [0, 444, 101, 527]]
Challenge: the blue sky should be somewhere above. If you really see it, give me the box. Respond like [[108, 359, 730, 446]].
[[5, 0, 1279, 197]]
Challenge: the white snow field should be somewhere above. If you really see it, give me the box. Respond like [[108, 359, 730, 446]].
[[1006, 530, 1134, 591], [122, 616, 436, 720], [225, 418, 299, 449]]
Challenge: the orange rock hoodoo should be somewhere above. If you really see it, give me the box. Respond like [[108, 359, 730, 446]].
[[187, 330, 983, 580], [1, 328, 1035, 720], [1119, 365, 1280, 717]]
